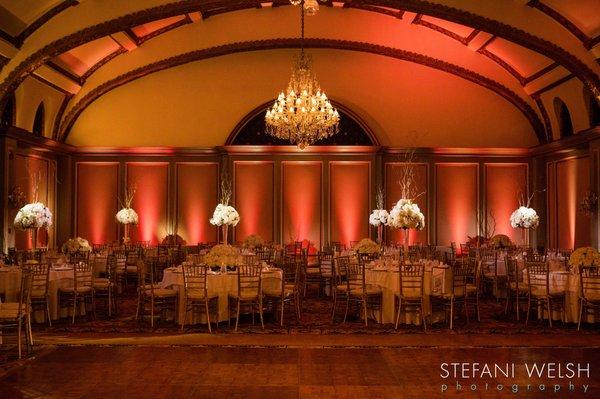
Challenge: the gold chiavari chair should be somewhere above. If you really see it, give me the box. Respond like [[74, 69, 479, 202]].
[[256, 247, 272, 264], [30, 262, 51, 325], [228, 264, 264, 331], [526, 252, 546, 263], [242, 254, 258, 267], [181, 264, 218, 332], [431, 262, 469, 330], [136, 259, 177, 328], [504, 256, 528, 320], [0, 268, 33, 358], [263, 258, 301, 326], [464, 257, 481, 322], [330, 241, 345, 253], [331, 255, 350, 322], [480, 249, 500, 301], [525, 261, 565, 327], [59, 262, 95, 323], [344, 257, 383, 326], [93, 254, 118, 317], [395, 263, 426, 331], [578, 267, 600, 331], [68, 250, 90, 264]]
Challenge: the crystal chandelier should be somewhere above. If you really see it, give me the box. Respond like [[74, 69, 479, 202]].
[[265, 1, 339, 149]]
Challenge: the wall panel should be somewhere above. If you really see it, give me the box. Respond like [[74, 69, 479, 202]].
[[435, 163, 478, 247], [176, 163, 218, 244], [484, 164, 528, 245], [127, 163, 169, 245], [76, 163, 119, 244], [547, 162, 557, 249], [385, 163, 428, 245], [282, 162, 322, 248], [330, 162, 370, 247], [14, 155, 52, 249], [556, 157, 591, 249], [234, 162, 274, 242]]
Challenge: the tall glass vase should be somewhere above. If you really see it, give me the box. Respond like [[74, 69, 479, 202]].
[[522, 227, 530, 248], [123, 224, 130, 245], [31, 227, 38, 250], [403, 228, 410, 261], [377, 225, 383, 244], [222, 225, 229, 245]]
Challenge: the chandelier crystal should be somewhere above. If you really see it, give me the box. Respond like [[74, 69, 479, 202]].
[[265, 1, 339, 149]]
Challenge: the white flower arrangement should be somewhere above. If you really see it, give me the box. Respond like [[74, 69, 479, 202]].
[[369, 209, 389, 227], [116, 208, 139, 225], [354, 238, 381, 254], [14, 202, 53, 230], [243, 234, 264, 249], [388, 199, 425, 230], [61, 237, 91, 254], [510, 206, 539, 229], [203, 244, 242, 266], [210, 204, 240, 227]]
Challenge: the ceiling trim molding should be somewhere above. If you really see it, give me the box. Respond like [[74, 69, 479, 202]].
[[478, 48, 526, 86], [526, 0, 597, 49], [30, 72, 71, 95], [530, 74, 575, 97], [532, 94, 552, 141], [56, 37, 546, 144], [80, 46, 128, 83], [0, 0, 79, 48], [52, 93, 73, 140], [0, 0, 598, 109]]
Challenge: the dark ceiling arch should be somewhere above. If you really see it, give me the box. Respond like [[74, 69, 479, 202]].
[[0, 0, 599, 108], [57, 38, 546, 143]]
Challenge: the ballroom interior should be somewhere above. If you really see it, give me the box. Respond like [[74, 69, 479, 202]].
[[0, 0, 600, 398]]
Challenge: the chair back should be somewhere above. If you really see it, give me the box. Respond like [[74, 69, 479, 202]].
[[357, 252, 378, 267], [256, 247, 272, 263], [480, 250, 498, 277], [318, 250, 333, 277], [242, 254, 258, 267], [73, 261, 94, 291], [106, 254, 118, 285], [580, 267, 600, 301], [506, 256, 520, 285], [526, 252, 546, 263], [282, 258, 300, 289], [237, 264, 262, 298], [69, 250, 90, 264], [183, 264, 208, 295], [31, 262, 50, 297], [526, 261, 549, 296], [346, 260, 365, 294], [451, 262, 469, 297], [334, 256, 349, 282], [399, 263, 424, 298]]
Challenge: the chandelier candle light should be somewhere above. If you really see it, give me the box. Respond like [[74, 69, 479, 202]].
[[265, 1, 339, 149]]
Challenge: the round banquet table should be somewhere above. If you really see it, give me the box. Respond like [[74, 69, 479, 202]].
[[161, 266, 283, 324], [0, 265, 84, 322], [364, 260, 452, 325]]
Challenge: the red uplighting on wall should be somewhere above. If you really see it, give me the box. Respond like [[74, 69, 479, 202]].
[[234, 162, 274, 242], [330, 162, 370, 248], [128, 163, 168, 245], [282, 162, 322, 247]]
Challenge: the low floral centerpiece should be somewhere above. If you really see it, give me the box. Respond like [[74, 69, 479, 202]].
[[162, 234, 186, 246], [354, 238, 381, 255], [116, 186, 138, 244], [14, 202, 53, 249], [489, 234, 513, 250], [203, 244, 242, 271], [61, 237, 91, 254], [569, 247, 600, 270], [243, 234, 264, 249]]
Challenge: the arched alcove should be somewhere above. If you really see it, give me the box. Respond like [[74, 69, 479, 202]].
[[227, 101, 378, 146], [32, 102, 45, 136], [553, 97, 574, 138], [583, 88, 600, 127]]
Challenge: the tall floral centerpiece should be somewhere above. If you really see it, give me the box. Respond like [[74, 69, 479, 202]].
[[116, 186, 138, 244], [210, 167, 239, 244], [387, 148, 425, 259], [510, 192, 540, 247], [369, 187, 389, 244], [14, 202, 53, 249]]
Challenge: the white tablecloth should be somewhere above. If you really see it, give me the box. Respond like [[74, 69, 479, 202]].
[[0, 266, 84, 322], [161, 267, 282, 324], [364, 261, 452, 325]]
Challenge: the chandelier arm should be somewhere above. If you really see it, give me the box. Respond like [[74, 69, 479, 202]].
[[300, 0, 305, 48]]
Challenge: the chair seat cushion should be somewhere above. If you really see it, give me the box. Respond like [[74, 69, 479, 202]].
[[31, 289, 47, 298], [59, 286, 92, 294], [186, 289, 217, 300], [264, 286, 295, 297], [509, 282, 528, 292], [306, 268, 320, 276], [145, 288, 177, 297], [466, 284, 478, 294], [530, 286, 564, 297], [229, 292, 260, 301], [350, 285, 382, 296], [93, 279, 111, 289], [335, 284, 348, 292]]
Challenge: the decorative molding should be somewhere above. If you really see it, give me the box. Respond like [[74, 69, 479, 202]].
[[52, 93, 73, 140], [0, 0, 599, 110], [56, 38, 546, 144], [412, 14, 479, 45], [0, 125, 75, 154], [30, 73, 71, 95], [46, 60, 81, 84], [133, 14, 193, 46], [478, 48, 526, 85], [527, 0, 597, 49], [532, 94, 553, 141], [530, 74, 575, 97], [80, 46, 127, 82], [0, 1, 79, 48], [524, 62, 560, 85], [531, 126, 600, 156]]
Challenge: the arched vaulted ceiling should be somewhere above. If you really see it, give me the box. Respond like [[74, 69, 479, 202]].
[[0, 0, 598, 147]]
